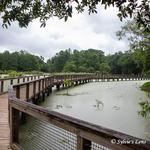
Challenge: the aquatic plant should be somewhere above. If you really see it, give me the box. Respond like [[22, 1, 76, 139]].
[[141, 82, 150, 92], [139, 82, 150, 117], [138, 101, 150, 117], [64, 79, 74, 95]]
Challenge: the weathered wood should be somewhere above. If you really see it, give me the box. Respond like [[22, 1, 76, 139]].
[[23, 78, 25, 82], [0, 93, 11, 149], [0, 80, 4, 93], [26, 83, 29, 100], [77, 135, 83, 150], [33, 81, 36, 97], [9, 107, 19, 145], [10, 79, 13, 85], [11, 143, 23, 150], [17, 78, 20, 84], [77, 136, 91, 150], [9, 99, 150, 150]]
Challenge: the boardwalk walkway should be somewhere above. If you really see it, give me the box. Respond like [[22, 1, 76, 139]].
[[0, 93, 11, 150]]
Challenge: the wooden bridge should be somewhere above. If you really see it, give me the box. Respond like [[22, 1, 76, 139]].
[[0, 74, 150, 150]]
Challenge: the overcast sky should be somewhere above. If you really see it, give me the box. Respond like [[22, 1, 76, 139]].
[[0, 5, 129, 61]]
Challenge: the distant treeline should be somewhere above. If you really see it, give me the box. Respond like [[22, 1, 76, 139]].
[[0, 49, 149, 75], [47, 49, 149, 75], [0, 51, 47, 73]]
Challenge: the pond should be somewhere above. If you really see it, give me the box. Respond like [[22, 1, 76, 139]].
[[41, 80, 150, 140], [19, 80, 150, 150]]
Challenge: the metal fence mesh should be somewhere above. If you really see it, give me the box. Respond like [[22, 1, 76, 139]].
[[19, 115, 77, 150], [91, 142, 111, 150], [19, 115, 111, 150]]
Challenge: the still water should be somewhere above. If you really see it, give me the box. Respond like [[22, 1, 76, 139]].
[[41, 80, 150, 140]]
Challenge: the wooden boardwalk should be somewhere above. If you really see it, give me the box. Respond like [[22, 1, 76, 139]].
[[0, 93, 11, 150], [0, 74, 150, 150]]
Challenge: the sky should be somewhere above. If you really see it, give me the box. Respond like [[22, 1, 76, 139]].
[[0, 5, 129, 61]]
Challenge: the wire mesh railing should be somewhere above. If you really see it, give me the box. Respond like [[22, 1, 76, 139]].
[[19, 115, 77, 150], [9, 98, 150, 150]]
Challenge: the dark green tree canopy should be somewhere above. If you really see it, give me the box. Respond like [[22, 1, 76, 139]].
[[0, 0, 149, 29]]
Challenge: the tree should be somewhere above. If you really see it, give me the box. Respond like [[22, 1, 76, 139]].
[[117, 19, 150, 74], [0, 0, 149, 30], [63, 61, 77, 72], [47, 49, 71, 72], [99, 63, 110, 75], [0, 50, 46, 72]]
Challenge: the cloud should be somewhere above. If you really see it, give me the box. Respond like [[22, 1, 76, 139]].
[[0, 5, 129, 61]]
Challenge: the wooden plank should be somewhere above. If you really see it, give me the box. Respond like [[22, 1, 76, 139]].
[[0, 93, 11, 150]]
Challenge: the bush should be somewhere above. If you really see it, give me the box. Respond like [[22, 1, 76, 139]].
[[8, 71, 18, 77], [7, 70, 25, 77]]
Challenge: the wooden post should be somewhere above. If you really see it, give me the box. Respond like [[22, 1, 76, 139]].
[[16, 86, 20, 99], [1, 80, 4, 93], [42, 79, 44, 90], [42, 79, 45, 101], [26, 83, 29, 101], [56, 84, 60, 90], [77, 136, 91, 150], [10, 79, 13, 85], [38, 80, 41, 93], [33, 81, 36, 99], [10, 107, 19, 145], [17, 78, 20, 84]]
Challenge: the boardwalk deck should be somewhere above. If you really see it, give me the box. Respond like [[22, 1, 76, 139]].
[[0, 93, 11, 150]]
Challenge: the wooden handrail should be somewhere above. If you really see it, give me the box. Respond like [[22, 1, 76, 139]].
[[1, 74, 149, 95], [9, 98, 150, 150]]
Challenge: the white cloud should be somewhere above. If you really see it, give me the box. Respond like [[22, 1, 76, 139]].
[[0, 5, 129, 61]]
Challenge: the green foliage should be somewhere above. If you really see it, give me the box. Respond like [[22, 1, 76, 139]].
[[117, 20, 150, 73], [47, 49, 105, 73], [46, 48, 147, 75], [63, 61, 76, 72], [0, 0, 149, 30], [138, 101, 150, 117], [145, 70, 150, 77], [0, 50, 46, 72], [47, 49, 71, 72], [99, 63, 110, 74], [0, 48, 148, 75], [139, 82, 150, 117], [64, 79, 73, 87], [25, 71, 44, 76], [0, 70, 4, 74], [7, 70, 24, 77], [141, 82, 150, 92], [64, 79, 74, 95]]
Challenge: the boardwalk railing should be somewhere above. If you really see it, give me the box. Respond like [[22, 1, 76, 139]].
[[0, 75, 45, 94], [1, 74, 149, 94], [8, 74, 150, 150]]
